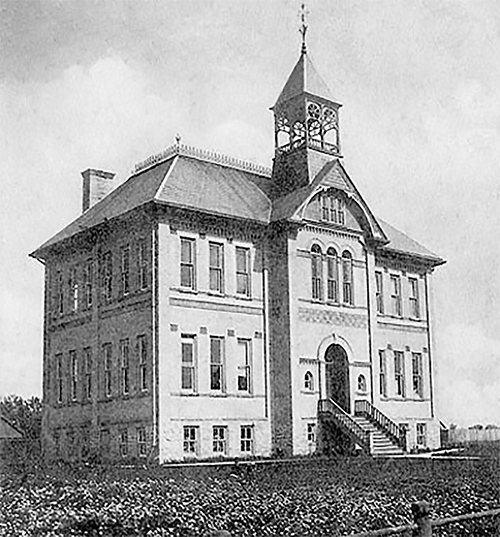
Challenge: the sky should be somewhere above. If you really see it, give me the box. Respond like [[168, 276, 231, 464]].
[[0, 0, 499, 427]]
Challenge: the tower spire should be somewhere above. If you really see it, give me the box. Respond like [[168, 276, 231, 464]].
[[299, 2, 309, 54]]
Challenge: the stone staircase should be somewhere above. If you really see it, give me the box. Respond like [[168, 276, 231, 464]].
[[318, 399, 407, 457]]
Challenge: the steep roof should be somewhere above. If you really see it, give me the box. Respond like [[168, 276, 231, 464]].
[[274, 51, 340, 107]]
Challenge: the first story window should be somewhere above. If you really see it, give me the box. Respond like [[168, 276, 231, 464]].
[[103, 343, 113, 397], [183, 426, 199, 455], [379, 350, 387, 397], [210, 336, 225, 391], [69, 350, 77, 401], [181, 335, 196, 391], [212, 426, 228, 455], [412, 352, 423, 398], [240, 425, 254, 453], [119, 429, 128, 458], [137, 427, 147, 457], [138, 335, 148, 392], [83, 347, 92, 400], [307, 422, 316, 444], [56, 353, 63, 403], [236, 247, 251, 296], [120, 339, 130, 395], [180, 238, 196, 290], [416, 423, 427, 447], [394, 351, 406, 397], [236, 339, 251, 392]]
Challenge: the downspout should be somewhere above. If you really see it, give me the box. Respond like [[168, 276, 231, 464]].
[[424, 271, 435, 418], [262, 262, 269, 419], [151, 220, 159, 458]]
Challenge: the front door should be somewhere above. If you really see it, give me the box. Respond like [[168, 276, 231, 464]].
[[325, 344, 350, 413]]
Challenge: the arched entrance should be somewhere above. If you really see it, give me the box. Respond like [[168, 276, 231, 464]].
[[324, 344, 350, 413]]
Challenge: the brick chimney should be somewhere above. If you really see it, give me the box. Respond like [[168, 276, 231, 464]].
[[81, 169, 116, 212]]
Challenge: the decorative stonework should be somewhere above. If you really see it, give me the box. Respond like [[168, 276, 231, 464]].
[[377, 320, 428, 333], [301, 224, 362, 242], [299, 357, 318, 364], [298, 307, 367, 328], [135, 143, 272, 177]]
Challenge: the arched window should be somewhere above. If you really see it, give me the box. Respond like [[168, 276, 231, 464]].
[[311, 244, 323, 300], [342, 251, 353, 305], [326, 247, 338, 302], [304, 371, 314, 391], [357, 374, 367, 392]]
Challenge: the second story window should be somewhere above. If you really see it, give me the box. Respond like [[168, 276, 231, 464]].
[[236, 247, 251, 297], [342, 251, 353, 305], [120, 339, 130, 395], [138, 241, 148, 290], [84, 260, 93, 308], [181, 335, 196, 391], [103, 343, 112, 397], [311, 244, 323, 301], [103, 252, 113, 302], [379, 350, 387, 397], [326, 248, 338, 302], [412, 352, 423, 398], [237, 339, 251, 393], [209, 242, 224, 293], [390, 275, 402, 317], [69, 268, 78, 312], [210, 336, 225, 391], [409, 278, 420, 319], [375, 271, 384, 314], [83, 347, 92, 400], [57, 271, 64, 315], [394, 350, 406, 397], [69, 350, 77, 401], [138, 335, 148, 392], [121, 247, 130, 296], [180, 238, 196, 290]]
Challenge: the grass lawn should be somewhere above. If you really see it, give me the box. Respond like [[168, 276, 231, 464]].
[[1, 452, 498, 536]]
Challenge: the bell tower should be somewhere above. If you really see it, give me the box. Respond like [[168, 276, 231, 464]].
[[271, 9, 342, 198]]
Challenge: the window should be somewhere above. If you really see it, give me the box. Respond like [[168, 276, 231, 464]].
[[121, 246, 130, 296], [119, 429, 128, 458], [357, 374, 367, 392], [390, 275, 402, 317], [337, 199, 345, 225], [183, 426, 199, 455], [67, 427, 76, 457], [213, 426, 228, 455], [83, 347, 92, 400], [416, 423, 427, 447], [100, 429, 110, 457], [69, 267, 78, 312], [311, 244, 323, 300], [57, 271, 64, 315], [181, 335, 196, 391], [304, 371, 314, 391], [103, 251, 113, 301], [237, 339, 251, 392], [321, 194, 344, 224], [307, 422, 316, 444], [120, 339, 130, 395], [412, 352, 423, 397], [240, 425, 254, 453], [69, 350, 77, 401], [84, 260, 93, 308], [209, 242, 224, 293], [379, 350, 387, 397], [180, 238, 196, 290], [342, 251, 353, 305], [56, 353, 63, 403], [103, 343, 112, 397], [326, 248, 338, 302], [138, 241, 148, 290], [394, 351, 406, 397], [409, 278, 420, 319], [375, 272, 384, 314], [210, 336, 225, 391], [236, 247, 251, 296], [138, 335, 148, 392], [137, 427, 147, 457]]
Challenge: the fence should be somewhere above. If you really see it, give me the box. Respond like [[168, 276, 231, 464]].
[[448, 427, 500, 444]]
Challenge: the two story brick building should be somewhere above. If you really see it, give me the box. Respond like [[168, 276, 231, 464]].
[[31, 46, 445, 462]]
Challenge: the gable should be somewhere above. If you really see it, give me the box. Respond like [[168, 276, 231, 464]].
[[302, 190, 362, 231]]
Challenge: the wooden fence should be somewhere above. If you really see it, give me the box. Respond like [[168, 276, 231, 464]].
[[448, 427, 500, 444]]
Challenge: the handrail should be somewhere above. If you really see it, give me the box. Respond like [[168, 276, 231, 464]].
[[318, 399, 371, 453], [354, 400, 407, 451]]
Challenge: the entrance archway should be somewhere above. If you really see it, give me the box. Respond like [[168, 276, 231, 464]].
[[324, 344, 350, 413]]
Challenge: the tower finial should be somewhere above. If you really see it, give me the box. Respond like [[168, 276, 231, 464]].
[[299, 2, 309, 54]]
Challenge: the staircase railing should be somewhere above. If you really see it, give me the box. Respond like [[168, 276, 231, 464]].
[[318, 399, 372, 453], [354, 399, 407, 451]]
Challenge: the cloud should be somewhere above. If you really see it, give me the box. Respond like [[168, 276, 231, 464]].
[[436, 324, 500, 426]]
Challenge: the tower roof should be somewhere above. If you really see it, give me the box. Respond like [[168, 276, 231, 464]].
[[274, 51, 339, 107]]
